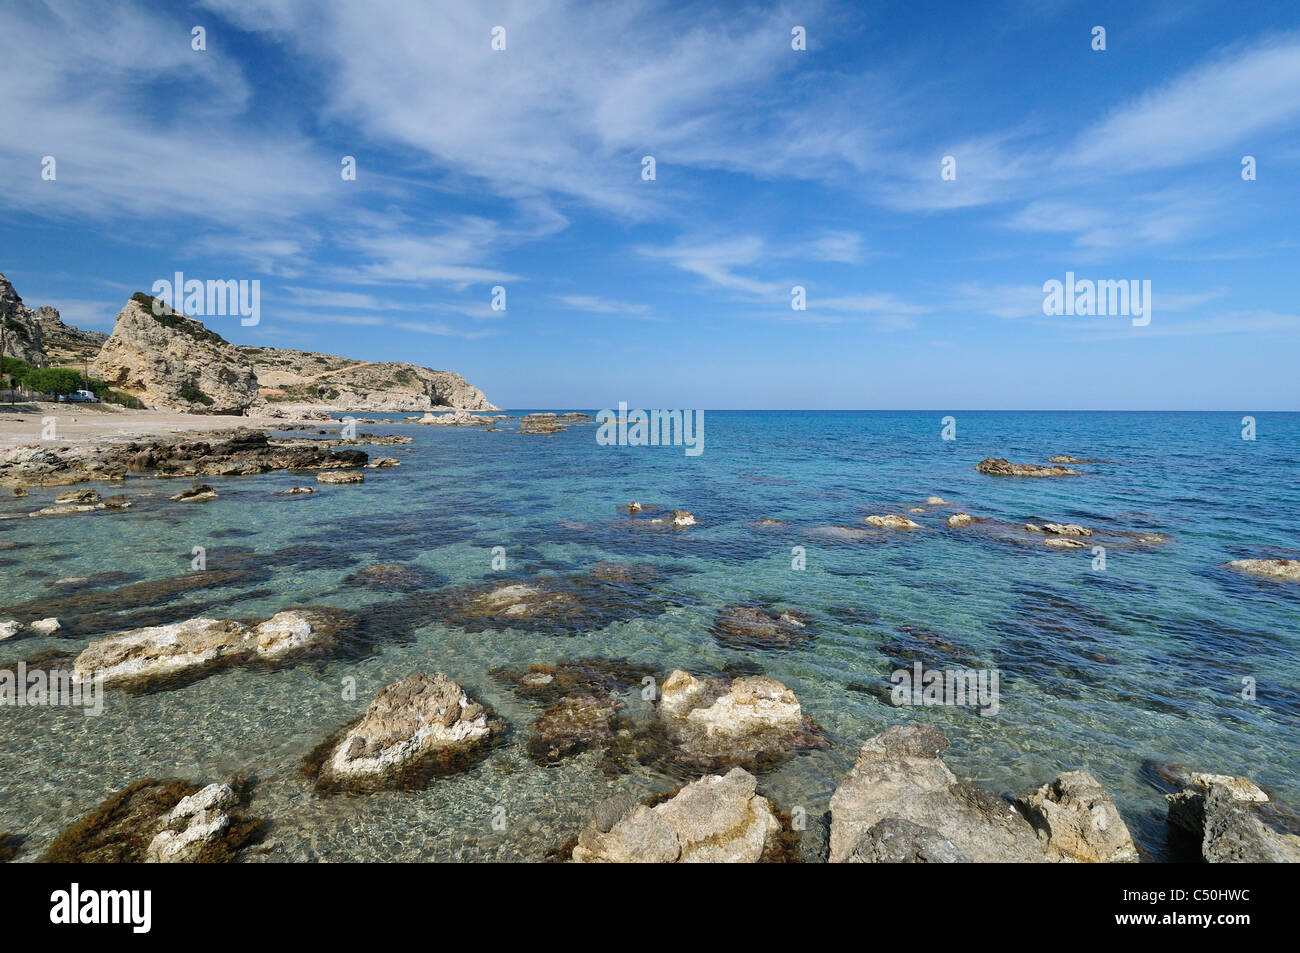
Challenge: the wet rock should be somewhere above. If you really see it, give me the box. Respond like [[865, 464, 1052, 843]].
[[72, 608, 361, 690], [572, 768, 781, 863], [419, 410, 494, 426], [367, 457, 400, 468], [975, 457, 1079, 478], [57, 488, 102, 506], [312, 673, 506, 792], [648, 670, 826, 774], [1044, 537, 1088, 549], [713, 605, 814, 650], [40, 777, 262, 862], [948, 513, 974, 527], [627, 501, 642, 513], [1167, 776, 1300, 863], [0, 621, 18, 642], [865, 514, 921, 529], [28, 617, 60, 637], [847, 817, 973, 863], [1226, 558, 1300, 582], [102, 494, 131, 509], [924, 496, 946, 505], [170, 483, 217, 503], [422, 572, 662, 635], [11, 487, 27, 498], [317, 469, 363, 484], [1047, 455, 1095, 464], [283, 485, 316, 494], [829, 725, 1045, 863], [670, 509, 696, 527], [1042, 523, 1092, 537], [1017, 770, 1138, 862], [0, 831, 18, 863]]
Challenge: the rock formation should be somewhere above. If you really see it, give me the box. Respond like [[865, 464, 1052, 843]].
[[0, 273, 47, 364], [1166, 773, 1300, 862], [571, 768, 782, 863], [91, 294, 259, 413], [975, 457, 1079, 477]]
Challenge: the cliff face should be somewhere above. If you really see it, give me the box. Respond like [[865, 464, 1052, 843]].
[[91, 294, 261, 414], [241, 347, 499, 412], [35, 306, 108, 365], [0, 273, 48, 364]]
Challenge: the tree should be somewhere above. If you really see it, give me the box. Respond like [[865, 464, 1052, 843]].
[[23, 367, 83, 395]]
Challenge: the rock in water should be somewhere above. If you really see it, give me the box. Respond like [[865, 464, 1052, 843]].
[[90, 293, 259, 413], [316, 469, 364, 484], [40, 778, 261, 863], [1017, 770, 1138, 862], [1166, 774, 1300, 862], [649, 670, 825, 773], [865, 514, 921, 529], [713, 605, 813, 650], [312, 673, 505, 792], [974, 457, 1079, 478], [1225, 559, 1300, 582], [829, 725, 1046, 862], [948, 513, 974, 527], [169, 483, 217, 503], [571, 768, 781, 862]]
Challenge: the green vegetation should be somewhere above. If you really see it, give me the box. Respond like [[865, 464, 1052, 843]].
[[22, 367, 83, 395], [178, 384, 214, 406], [3, 317, 30, 341]]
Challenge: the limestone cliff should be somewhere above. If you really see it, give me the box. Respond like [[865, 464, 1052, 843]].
[[241, 346, 499, 413], [0, 273, 48, 364], [91, 294, 260, 414]]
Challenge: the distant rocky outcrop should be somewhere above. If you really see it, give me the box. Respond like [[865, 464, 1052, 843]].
[[0, 273, 48, 364], [241, 346, 498, 413], [91, 294, 259, 413], [975, 457, 1079, 478]]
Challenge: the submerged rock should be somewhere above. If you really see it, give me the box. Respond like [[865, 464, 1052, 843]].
[[1226, 558, 1300, 582], [571, 768, 782, 863], [948, 513, 974, 527], [670, 509, 696, 527], [1043, 537, 1087, 549], [1042, 523, 1092, 537], [311, 672, 506, 793], [713, 605, 813, 650], [1017, 770, 1138, 862], [829, 725, 1046, 863], [343, 563, 439, 592], [975, 457, 1079, 478], [422, 571, 662, 635], [40, 777, 262, 863], [492, 657, 657, 703], [367, 457, 400, 468], [528, 694, 624, 765]]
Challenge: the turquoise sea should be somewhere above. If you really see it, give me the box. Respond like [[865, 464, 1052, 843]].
[[1, 410, 1297, 861]]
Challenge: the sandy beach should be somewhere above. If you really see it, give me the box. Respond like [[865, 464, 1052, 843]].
[[0, 402, 335, 449]]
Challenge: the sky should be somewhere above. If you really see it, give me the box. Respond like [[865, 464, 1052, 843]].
[[1, 0, 1298, 410]]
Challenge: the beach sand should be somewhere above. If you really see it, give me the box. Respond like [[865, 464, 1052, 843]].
[[0, 401, 335, 448]]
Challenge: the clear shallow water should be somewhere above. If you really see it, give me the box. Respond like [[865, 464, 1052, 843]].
[[1, 410, 1297, 861]]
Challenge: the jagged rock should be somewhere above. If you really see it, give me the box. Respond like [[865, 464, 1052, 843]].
[[713, 605, 813, 650], [316, 469, 363, 484], [91, 294, 259, 413], [1226, 559, 1300, 582], [170, 483, 217, 503], [650, 670, 825, 773], [1167, 776, 1300, 863], [847, 817, 973, 863], [1017, 770, 1138, 862], [975, 457, 1079, 478], [41, 777, 261, 863], [866, 514, 921, 529], [283, 485, 315, 495], [312, 673, 505, 792], [0, 273, 47, 363], [1042, 523, 1092, 537], [948, 513, 974, 527], [572, 768, 781, 863], [829, 725, 1045, 863], [57, 488, 101, 506]]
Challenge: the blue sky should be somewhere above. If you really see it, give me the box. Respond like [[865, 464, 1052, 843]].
[[1, 0, 1298, 409]]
